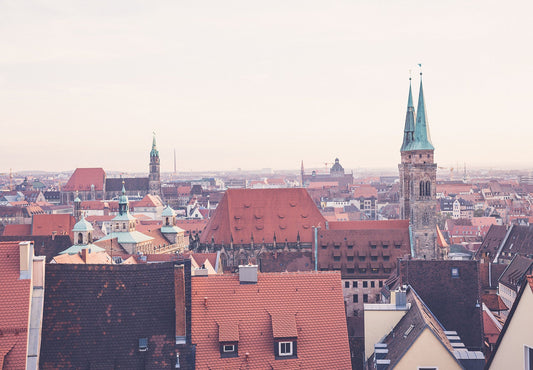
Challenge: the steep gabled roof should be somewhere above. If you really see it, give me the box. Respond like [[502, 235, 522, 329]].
[[378, 288, 458, 367], [40, 263, 180, 369], [200, 189, 326, 245], [105, 177, 149, 192], [397, 259, 483, 350], [191, 271, 351, 369], [0, 242, 32, 369], [63, 168, 106, 192]]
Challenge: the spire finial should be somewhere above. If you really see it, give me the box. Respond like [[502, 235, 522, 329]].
[[418, 63, 422, 76]]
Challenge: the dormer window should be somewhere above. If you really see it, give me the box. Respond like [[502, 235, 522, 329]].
[[278, 341, 294, 356], [219, 343, 238, 358]]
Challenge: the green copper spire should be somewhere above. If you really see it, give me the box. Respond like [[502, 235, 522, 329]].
[[400, 78, 416, 152], [150, 132, 159, 157], [411, 72, 434, 151], [118, 179, 129, 215]]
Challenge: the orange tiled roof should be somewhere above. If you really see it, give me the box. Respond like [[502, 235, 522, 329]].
[[131, 194, 163, 208], [0, 241, 32, 368], [32, 214, 75, 238], [328, 220, 409, 230], [63, 168, 106, 192], [352, 184, 378, 198], [200, 189, 326, 245], [2, 224, 32, 236], [191, 271, 351, 369]]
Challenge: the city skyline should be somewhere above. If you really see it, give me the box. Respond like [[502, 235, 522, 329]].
[[1, 1, 532, 173]]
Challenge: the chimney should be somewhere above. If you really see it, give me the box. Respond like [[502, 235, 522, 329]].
[[239, 265, 258, 284], [194, 267, 208, 277], [81, 248, 89, 263], [19, 241, 33, 279]]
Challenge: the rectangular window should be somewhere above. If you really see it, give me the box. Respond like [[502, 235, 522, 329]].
[[379, 281, 383, 288], [223, 345, 235, 353], [347, 268, 355, 274], [395, 244, 401, 249], [347, 245, 354, 249], [370, 244, 377, 249], [382, 244, 388, 249], [353, 281, 358, 288], [451, 267, 459, 278], [359, 268, 367, 274], [333, 256, 341, 262], [321, 245, 327, 249], [363, 294, 368, 303], [334, 244, 340, 249], [371, 256, 378, 261], [375, 294, 380, 302], [383, 256, 390, 261], [278, 342, 293, 356], [363, 281, 368, 288], [358, 256, 366, 261], [353, 294, 358, 303], [347, 256, 354, 261], [345, 281, 350, 288], [371, 268, 379, 274], [371, 281, 375, 288]]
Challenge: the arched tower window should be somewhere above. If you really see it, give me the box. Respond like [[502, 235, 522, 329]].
[[166, 217, 170, 226], [425, 181, 431, 197], [78, 233, 83, 244], [88, 232, 92, 243], [419, 181, 424, 196]]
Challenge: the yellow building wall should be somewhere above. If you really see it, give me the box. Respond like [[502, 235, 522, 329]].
[[364, 307, 407, 359], [490, 287, 533, 369], [396, 328, 462, 370]]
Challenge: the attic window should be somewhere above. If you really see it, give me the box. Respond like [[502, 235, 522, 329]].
[[451, 267, 460, 278], [139, 338, 148, 352]]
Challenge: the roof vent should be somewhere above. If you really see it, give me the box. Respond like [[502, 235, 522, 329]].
[[239, 265, 258, 284]]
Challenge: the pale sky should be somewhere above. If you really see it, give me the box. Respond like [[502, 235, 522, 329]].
[[1, 0, 532, 173]]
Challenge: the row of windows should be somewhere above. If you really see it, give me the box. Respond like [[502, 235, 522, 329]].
[[220, 341, 295, 359], [333, 256, 391, 262], [344, 280, 383, 288], [352, 294, 381, 303], [324, 244, 401, 250]]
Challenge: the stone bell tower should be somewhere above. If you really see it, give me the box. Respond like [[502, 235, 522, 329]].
[[398, 73, 439, 259]]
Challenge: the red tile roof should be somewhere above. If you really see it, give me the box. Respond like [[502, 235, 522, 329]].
[[32, 214, 74, 238], [191, 271, 351, 369], [131, 194, 163, 208], [2, 224, 32, 236], [200, 189, 326, 245], [31, 214, 75, 239], [175, 219, 208, 234], [482, 294, 509, 312], [0, 241, 32, 369], [351, 184, 378, 198], [482, 310, 501, 345], [63, 168, 106, 192], [328, 220, 409, 230]]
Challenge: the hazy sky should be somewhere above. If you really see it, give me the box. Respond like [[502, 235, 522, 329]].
[[1, 0, 532, 173]]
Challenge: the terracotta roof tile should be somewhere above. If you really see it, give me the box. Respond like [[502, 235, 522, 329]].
[[0, 241, 32, 369], [31, 214, 75, 239], [63, 168, 106, 192], [191, 271, 351, 369], [200, 189, 326, 245], [2, 224, 32, 236]]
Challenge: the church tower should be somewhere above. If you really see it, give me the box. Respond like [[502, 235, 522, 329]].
[[149, 133, 161, 196], [398, 72, 439, 259]]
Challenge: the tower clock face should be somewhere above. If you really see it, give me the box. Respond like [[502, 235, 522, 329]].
[[422, 212, 430, 225]]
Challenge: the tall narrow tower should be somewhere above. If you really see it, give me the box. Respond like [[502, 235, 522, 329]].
[[149, 132, 161, 197], [398, 72, 439, 259]]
